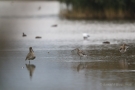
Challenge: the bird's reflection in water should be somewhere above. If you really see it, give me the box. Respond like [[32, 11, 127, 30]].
[[77, 63, 87, 72], [119, 59, 129, 69], [25, 63, 36, 79]]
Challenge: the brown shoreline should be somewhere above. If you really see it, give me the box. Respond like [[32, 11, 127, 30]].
[[60, 9, 135, 20]]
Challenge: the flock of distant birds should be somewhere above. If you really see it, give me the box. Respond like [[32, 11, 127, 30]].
[[23, 32, 42, 39], [22, 25, 129, 77], [12, 2, 128, 63], [10, 1, 129, 77], [23, 30, 129, 63]]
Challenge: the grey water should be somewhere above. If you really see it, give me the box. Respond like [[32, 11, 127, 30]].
[[0, 1, 135, 90]]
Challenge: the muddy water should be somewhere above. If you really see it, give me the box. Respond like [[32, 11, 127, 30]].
[[0, 1, 135, 90]]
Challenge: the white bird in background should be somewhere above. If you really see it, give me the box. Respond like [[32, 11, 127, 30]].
[[25, 47, 36, 63], [119, 44, 129, 53], [83, 33, 90, 40]]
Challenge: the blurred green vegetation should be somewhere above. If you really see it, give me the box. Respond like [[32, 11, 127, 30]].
[[60, 0, 135, 19]]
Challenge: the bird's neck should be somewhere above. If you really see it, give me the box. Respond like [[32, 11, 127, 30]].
[[29, 50, 33, 53], [76, 48, 80, 51]]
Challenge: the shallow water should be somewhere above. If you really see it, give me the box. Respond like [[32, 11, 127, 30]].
[[0, 1, 135, 90]]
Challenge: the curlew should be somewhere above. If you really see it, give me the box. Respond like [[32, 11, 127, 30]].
[[119, 44, 128, 53], [72, 48, 87, 59], [25, 47, 36, 63]]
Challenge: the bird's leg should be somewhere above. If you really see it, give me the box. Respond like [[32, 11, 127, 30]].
[[122, 54, 124, 59], [84, 62, 87, 68], [80, 56, 81, 60], [79, 57, 82, 65]]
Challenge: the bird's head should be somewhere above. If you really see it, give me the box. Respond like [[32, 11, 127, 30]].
[[29, 47, 34, 52]]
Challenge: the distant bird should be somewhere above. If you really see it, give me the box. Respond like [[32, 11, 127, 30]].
[[26, 64, 36, 79], [35, 36, 42, 39], [72, 48, 87, 59], [22, 33, 27, 37], [38, 6, 41, 10], [103, 41, 110, 44], [51, 24, 57, 27], [83, 33, 90, 40], [119, 44, 129, 53], [25, 47, 36, 63]]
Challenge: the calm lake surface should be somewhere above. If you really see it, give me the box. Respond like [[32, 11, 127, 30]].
[[0, 1, 135, 90]]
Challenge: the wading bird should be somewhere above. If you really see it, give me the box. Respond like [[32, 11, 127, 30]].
[[72, 48, 87, 59], [119, 44, 128, 53], [25, 47, 36, 63]]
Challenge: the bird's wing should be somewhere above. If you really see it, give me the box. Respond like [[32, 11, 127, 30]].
[[81, 51, 86, 55], [119, 46, 123, 50], [79, 50, 83, 53], [25, 53, 31, 60]]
